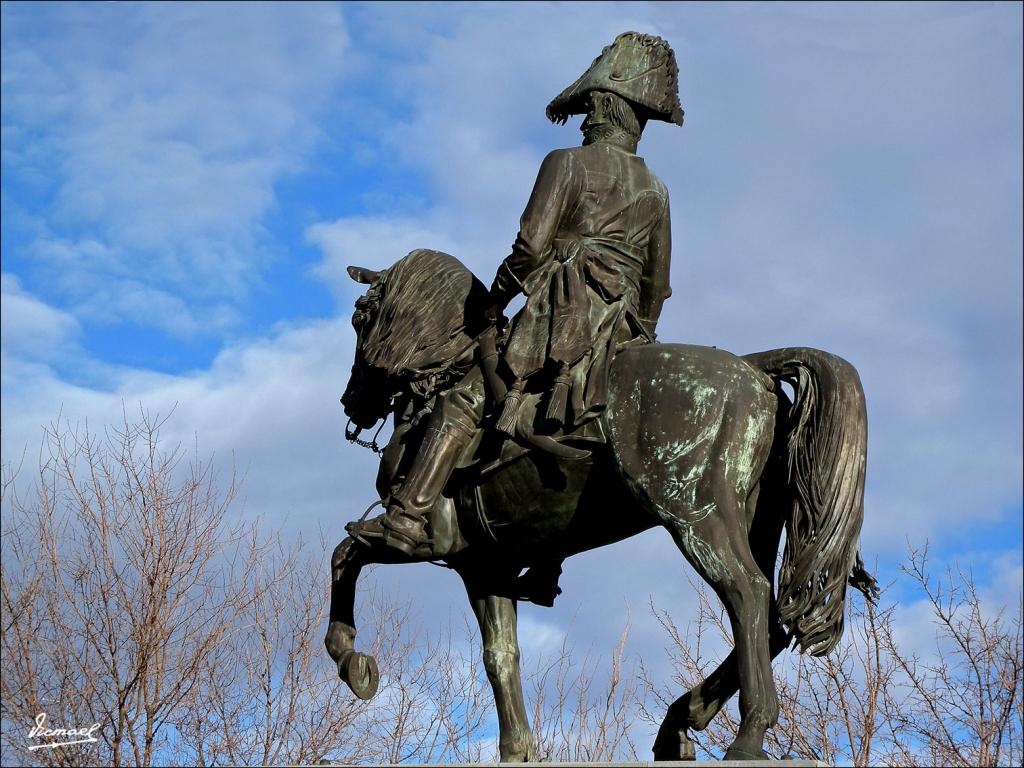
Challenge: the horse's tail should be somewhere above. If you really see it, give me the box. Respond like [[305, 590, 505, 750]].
[[744, 347, 873, 657]]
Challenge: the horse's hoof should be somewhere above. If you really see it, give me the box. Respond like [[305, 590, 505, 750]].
[[340, 651, 379, 700], [680, 732, 697, 761], [498, 748, 535, 763], [652, 728, 696, 761], [497, 732, 537, 763], [724, 745, 769, 761]]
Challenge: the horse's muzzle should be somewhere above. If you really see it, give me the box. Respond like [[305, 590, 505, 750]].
[[341, 365, 392, 430]]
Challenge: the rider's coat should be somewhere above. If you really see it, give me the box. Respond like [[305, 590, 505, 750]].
[[492, 141, 673, 425]]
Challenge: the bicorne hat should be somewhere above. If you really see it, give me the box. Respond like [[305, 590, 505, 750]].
[[546, 32, 684, 127]]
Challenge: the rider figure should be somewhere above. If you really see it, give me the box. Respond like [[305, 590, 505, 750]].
[[491, 31, 682, 434], [348, 33, 684, 574]]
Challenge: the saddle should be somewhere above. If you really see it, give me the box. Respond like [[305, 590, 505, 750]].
[[458, 388, 607, 478]]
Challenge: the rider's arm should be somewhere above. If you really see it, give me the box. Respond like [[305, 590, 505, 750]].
[[637, 195, 672, 338], [490, 149, 581, 308]]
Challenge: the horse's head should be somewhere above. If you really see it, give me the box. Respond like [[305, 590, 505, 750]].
[[341, 250, 490, 431]]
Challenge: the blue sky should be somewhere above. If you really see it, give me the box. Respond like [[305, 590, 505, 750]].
[[2, 0, 1022, 748]]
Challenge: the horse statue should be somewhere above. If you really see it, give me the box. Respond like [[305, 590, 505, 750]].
[[325, 247, 877, 762]]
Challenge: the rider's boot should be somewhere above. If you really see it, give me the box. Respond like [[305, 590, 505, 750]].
[[346, 372, 484, 556], [380, 416, 474, 556]]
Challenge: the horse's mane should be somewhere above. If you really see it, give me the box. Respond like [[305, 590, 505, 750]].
[[360, 249, 490, 381]]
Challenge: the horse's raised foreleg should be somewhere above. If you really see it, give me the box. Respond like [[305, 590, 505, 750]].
[[461, 569, 536, 762], [325, 536, 380, 700]]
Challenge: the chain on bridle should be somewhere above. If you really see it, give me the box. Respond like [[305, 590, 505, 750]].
[[344, 417, 386, 455]]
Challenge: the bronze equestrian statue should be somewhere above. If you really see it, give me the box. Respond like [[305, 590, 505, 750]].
[[325, 32, 877, 762]]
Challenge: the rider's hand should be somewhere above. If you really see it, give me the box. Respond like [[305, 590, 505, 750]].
[[484, 302, 507, 332]]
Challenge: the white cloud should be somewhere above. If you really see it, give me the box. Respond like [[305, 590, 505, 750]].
[[2, 2, 351, 327], [0, 273, 80, 361], [1, 309, 373, 545], [307, 216, 459, 303], [517, 615, 567, 657], [334, 4, 675, 254]]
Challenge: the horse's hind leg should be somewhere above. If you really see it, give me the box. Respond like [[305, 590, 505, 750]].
[[655, 481, 788, 759], [460, 567, 535, 762], [324, 536, 380, 700], [659, 482, 778, 761], [655, 624, 789, 760]]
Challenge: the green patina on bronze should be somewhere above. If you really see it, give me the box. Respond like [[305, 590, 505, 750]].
[[324, 32, 878, 764]]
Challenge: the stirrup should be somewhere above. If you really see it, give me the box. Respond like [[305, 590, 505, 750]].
[[345, 515, 387, 547], [345, 499, 387, 547]]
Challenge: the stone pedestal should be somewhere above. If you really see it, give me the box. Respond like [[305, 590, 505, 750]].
[[316, 761, 828, 767]]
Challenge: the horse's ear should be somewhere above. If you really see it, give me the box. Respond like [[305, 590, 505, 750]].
[[347, 266, 382, 285]]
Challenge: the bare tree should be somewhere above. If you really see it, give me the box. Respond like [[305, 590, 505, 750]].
[[172, 551, 493, 766], [882, 546, 1023, 768], [0, 413, 492, 766], [529, 622, 641, 762], [2, 412, 251, 767], [348, 606, 493, 765], [170, 535, 372, 766]]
